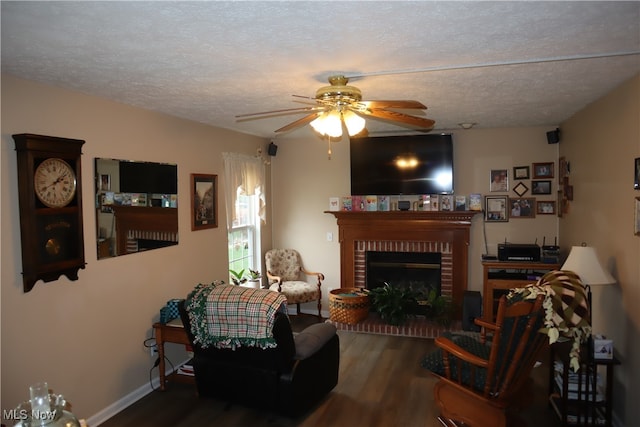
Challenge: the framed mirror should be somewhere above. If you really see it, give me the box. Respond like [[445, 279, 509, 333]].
[[95, 158, 178, 259]]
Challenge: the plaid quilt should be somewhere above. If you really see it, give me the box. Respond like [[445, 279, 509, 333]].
[[186, 282, 288, 350]]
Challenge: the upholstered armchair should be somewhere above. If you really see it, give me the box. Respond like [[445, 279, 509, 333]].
[[422, 294, 548, 427], [265, 249, 323, 319]]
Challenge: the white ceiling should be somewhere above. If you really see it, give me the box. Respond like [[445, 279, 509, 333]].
[[2, 1, 639, 139]]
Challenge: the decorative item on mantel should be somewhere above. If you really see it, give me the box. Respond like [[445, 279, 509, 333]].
[[10, 382, 84, 427]]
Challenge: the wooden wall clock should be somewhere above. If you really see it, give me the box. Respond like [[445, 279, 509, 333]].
[[13, 133, 86, 292]]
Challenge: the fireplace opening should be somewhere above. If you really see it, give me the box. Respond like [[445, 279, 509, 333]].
[[366, 251, 442, 315]]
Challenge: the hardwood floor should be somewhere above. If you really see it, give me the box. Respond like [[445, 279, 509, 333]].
[[99, 316, 560, 427]]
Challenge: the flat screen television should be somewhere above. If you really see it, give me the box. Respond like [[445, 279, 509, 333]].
[[350, 134, 454, 195], [119, 161, 178, 195]]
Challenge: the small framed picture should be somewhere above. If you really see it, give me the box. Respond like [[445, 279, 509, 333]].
[[635, 197, 640, 236], [565, 185, 574, 201], [536, 200, 556, 215], [513, 166, 530, 180], [532, 180, 552, 195], [100, 174, 111, 191], [513, 182, 529, 197], [191, 173, 218, 231], [635, 157, 639, 190], [533, 162, 554, 179], [490, 169, 509, 192], [509, 198, 535, 218], [485, 195, 508, 222], [559, 156, 569, 184]]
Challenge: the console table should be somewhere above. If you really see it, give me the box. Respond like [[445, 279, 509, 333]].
[[482, 261, 560, 320], [153, 321, 194, 391]]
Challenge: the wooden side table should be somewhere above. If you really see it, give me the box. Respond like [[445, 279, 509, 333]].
[[153, 321, 194, 390], [548, 341, 620, 427]]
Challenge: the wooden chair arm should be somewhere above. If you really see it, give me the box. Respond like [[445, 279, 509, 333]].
[[435, 336, 489, 369], [266, 271, 283, 291], [301, 268, 324, 286], [474, 318, 497, 344], [474, 318, 496, 331]]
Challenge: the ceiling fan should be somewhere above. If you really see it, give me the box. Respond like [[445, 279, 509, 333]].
[[235, 75, 436, 138]]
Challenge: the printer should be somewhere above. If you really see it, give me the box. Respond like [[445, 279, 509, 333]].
[[497, 243, 541, 262]]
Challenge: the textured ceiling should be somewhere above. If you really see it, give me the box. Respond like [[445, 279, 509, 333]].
[[2, 1, 639, 139]]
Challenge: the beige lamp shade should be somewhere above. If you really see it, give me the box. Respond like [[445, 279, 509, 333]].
[[561, 245, 615, 286]]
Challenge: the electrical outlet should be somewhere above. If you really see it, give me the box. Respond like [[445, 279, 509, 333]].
[[150, 344, 158, 358]]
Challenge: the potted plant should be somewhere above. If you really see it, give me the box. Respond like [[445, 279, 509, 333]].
[[415, 288, 453, 326], [246, 269, 262, 288], [229, 269, 247, 286], [368, 282, 417, 326]]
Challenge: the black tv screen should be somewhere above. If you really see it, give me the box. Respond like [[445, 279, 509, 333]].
[[350, 134, 454, 195], [119, 161, 177, 194]]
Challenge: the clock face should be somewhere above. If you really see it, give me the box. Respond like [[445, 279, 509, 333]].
[[34, 158, 77, 208]]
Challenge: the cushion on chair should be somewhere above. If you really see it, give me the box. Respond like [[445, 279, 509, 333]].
[[294, 323, 337, 360], [269, 281, 319, 304], [421, 331, 492, 392]]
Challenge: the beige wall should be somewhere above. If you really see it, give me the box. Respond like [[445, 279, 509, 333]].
[[271, 127, 560, 301], [560, 74, 640, 426], [1, 74, 267, 422]]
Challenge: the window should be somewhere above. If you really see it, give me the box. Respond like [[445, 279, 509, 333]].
[[223, 153, 265, 282], [228, 193, 261, 274]]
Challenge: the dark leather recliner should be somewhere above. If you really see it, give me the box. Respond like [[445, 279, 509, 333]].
[[178, 300, 340, 417]]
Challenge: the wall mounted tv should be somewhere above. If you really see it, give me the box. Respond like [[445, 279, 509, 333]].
[[350, 134, 454, 195], [119, 161, 178, 195]]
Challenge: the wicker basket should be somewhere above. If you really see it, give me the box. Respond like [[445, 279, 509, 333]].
[[329, 288, 370, 325]]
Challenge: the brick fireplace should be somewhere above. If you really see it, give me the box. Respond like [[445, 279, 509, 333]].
[[326, 210, 478, 318]]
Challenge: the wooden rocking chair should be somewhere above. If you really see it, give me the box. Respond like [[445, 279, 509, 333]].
[[423, 294, 547, 427]]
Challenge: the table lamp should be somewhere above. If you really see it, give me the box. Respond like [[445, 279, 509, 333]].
[[561, 244, 615, 322]]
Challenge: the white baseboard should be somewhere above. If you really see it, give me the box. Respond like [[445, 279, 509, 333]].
[[87, 358, 190, 426]]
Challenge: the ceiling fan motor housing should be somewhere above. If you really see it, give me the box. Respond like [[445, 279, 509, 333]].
[[315, 75, 362, 105]]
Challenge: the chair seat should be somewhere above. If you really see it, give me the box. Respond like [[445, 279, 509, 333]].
[[269, 281, 319, 305]]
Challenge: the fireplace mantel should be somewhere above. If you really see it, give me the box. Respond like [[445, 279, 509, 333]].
[[325, 210, 480, 317]]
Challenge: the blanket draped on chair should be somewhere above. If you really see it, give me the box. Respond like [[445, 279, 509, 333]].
[[185, 282, 288, 350], [507, 270, 591, 371]]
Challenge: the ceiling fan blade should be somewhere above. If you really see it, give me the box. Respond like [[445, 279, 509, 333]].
[[275, 111, 323, 133], [358, 100, 427, 110], [235, 106, 321, 119], [361, 109, 435, 130]]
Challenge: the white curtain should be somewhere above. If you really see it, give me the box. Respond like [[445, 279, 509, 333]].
[[222, 152, 266, 230]]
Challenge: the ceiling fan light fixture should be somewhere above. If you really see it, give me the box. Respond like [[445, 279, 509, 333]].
[[343, 110, 366, 136], [310, 110, 343, 138], [311, 109, 366, 138]]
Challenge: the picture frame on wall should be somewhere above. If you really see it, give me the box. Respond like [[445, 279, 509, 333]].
[[513, 182, 529, 197], [513, 166, 530, 180], [485, 195, 508, 222], [191, 173, 218, 231], [635, 157, 639, 190], [100, 174, 111, 191], [509, 198, 535, 218], [490, 169, 509, 192], [635, 197, 640, 236], [533, 162, 554, 179], [532, 180, 552, 195], [536, 200, 556, 215]]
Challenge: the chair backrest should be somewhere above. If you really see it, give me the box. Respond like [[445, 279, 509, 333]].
[[265, 249, 302, 281], [483, 294, 547, 400]]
